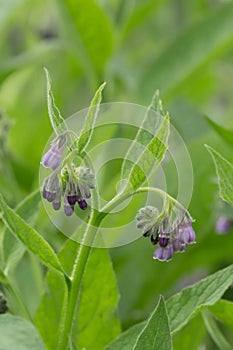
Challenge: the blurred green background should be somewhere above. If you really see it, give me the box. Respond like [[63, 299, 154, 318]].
[[1, 0, 233, 348]]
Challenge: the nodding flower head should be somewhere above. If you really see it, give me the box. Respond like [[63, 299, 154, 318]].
[[136, 205, 196, 262], [42, 163, 95, 216], [41, 133, 67, 170]]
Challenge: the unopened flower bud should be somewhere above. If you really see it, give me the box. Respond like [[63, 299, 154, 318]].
[[41, 133, 66, 170]]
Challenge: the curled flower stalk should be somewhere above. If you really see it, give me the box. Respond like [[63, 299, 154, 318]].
[[136, 195, 196, 262], [41, 132, 95, 216]]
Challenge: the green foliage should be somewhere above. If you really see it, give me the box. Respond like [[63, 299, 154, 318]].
[[107, 264, 233, 348], [1, 1, 233, 349], [0, 194, 63, 273], [205, 145, 233, 206], [0, 314, 45, 350], [77, 82, 106, 153], [133, 296, 172, 350], [205, 116, 233, 147], [141, 2, 233, 98], [44, 68, 67, 135], [202, 309, 232, 350], [208, 300, 233, 331], [127, 112, 169, 190], [35, 239, 121, 350], [167, 264, 233, 333], [57, 0, 113, 75]]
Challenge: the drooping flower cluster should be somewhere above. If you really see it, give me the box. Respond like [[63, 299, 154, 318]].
[[41, 132, 95, 216], [136, 205, 196, 261]]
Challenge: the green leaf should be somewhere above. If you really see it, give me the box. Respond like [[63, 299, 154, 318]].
[[0, 193, 63, 273], [108, 264, 233, 348], [34, 270, 68, 350], [205, 116, 233, 147], [58, 0, 113, 74], [205, 145, 233, 206], [167, 264, 233, 333], [133, 296, 172, 350], [72, 247, 121, 350], [173, 314, 206, 350], [77, 82, 106, 154], [208, 299, 233, 331], [127, 112, 169, 190], [0, 0, 27, 30], [0, 43, 62, 84], [121, 90, 165, 180], [202, 309, 232, 350], [122, 0, 164, 40], [142, 2, 233, 97], [106, 297, 172, 350], [105, 324, 143, 350], [35, 239, 121, 350], [0, 314, 45, 350], [44, 68, 67, 135]]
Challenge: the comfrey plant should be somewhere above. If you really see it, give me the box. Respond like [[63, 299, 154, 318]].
[[0, 67, 220, 350], [0, 70, 233, 350]]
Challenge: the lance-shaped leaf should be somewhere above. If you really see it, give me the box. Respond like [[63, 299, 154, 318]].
[[167, 264, 233, 333], [44, 68, 67, 135], [3, 190, 41, 279], [0, 194, 63, 273], [106, 264, 233, 349], [77, 82, 106, 154], [141, 2, 233, 97], [205, 145, 233, 206], [126, 112, 170, 190], [133, 296, 172, 350], [106, 297, 172, 350], [121, 90, 165, 180], [205, 116, 233, 147]]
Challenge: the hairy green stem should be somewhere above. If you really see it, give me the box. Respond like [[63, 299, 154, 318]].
[[57, 154, 99, 350], [57, 218, 97, 350]]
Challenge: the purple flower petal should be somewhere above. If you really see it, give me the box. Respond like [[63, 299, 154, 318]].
[[172, 238, 186, 252], [159, 237, 169, 247], [41, 149, 62, 170], [52, 201, 61, 210], [64, 204, 74, 216], [67, 194, 77, 205], [153, 245, 174, 261], [178, 222, 196, 244], [45, 191, 56, 202], [78, 199, 87, 210]]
